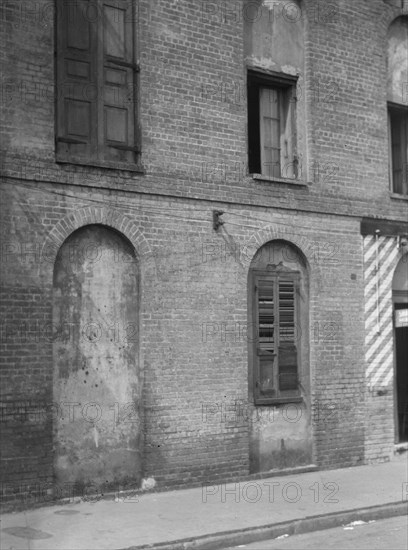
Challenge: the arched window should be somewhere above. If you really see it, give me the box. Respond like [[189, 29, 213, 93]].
[[387, 17, 408, 195], [248, 240, 309, 405]]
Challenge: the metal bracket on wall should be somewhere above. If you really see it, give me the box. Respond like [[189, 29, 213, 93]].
[[213, 210, 224, 231]]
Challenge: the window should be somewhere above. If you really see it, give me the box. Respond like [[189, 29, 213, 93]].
[[56, 0, 140, 167], [247, 71, 298, 179], [250, 268, 301, 405], [387, 16, 408, 195], [389, 104, 408, 195]]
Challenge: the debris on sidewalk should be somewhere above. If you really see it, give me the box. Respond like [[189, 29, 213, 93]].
[[343, 519, 377, 530]]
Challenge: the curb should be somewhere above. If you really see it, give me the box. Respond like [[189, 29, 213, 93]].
[[121, 501, 408, 550]]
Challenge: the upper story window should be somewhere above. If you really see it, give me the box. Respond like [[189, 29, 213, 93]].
[[389, 104, 408, 195], [244, 0, 304, 182], [248, 71, 298, 179], [387, 16, 408, 195], [56, 0, 141, 168]]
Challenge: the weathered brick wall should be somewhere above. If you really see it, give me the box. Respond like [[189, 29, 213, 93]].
[[1, 0, 407, 217], [1, 0, 407, 505]]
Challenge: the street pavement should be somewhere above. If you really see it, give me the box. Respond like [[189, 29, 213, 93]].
[[0, 453, 407, 550], [225, 515, 408, 549]]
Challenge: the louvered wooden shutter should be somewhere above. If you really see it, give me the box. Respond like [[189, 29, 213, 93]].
[[102, 0, 139, 163], [277, 278, 298, 391], [256, 277, 277, 398], [56, 0, 97, 159]]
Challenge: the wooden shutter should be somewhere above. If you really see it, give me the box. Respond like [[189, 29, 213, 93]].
[[56, 0, 97, 159], [252, 271, 300, 403], [259, 87, 281, 178], [391, 109, 408, 195], [254, 276, 277, 400], [280, 87, 297, 179], [102, 0, 138, 163], [405, 112, 408, 195], [390, 109, 404, 194], [247, 80, 260, 174], [277, 278, 298, 392]]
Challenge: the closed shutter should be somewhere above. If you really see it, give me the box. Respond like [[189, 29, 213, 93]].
[[278, 278, 298, 391], [256, 278, 277, 398], [102, 1, 139, 163], [56, 0, 97, 159]]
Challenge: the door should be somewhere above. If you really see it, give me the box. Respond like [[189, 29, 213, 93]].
[[394, 302, 408, 442]]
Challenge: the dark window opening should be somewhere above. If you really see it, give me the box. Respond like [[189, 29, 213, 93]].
[[389, 104, 408, 195], [247, 71, 298, 179]]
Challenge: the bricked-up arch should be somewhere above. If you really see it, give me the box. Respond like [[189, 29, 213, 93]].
[[40, 206, 154, 273], [387, 16, 408, 195], [387, 16, 408, 104], [247, 239, 312, 473], [53, 224, 141, 495]]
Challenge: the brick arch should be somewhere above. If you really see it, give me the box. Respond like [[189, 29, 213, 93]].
[[240, 223, 318, 275], [40, 206, 154, 274]]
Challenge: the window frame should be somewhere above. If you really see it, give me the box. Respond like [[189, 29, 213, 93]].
[[250, 267, 302, 406], [388, 102, 408, 196], [247, 69, 299, 181], [55, 0, 142, 171]]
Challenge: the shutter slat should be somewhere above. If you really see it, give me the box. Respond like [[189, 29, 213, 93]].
[[278, 279, 298, 391]]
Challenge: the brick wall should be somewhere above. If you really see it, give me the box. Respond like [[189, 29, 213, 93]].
[[1, 0, 407, 505]]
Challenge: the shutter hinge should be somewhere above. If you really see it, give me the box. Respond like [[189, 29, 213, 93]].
[[109, 143, 141, 154], [57, 137, 88, 145], [106, 58, 140, 72]]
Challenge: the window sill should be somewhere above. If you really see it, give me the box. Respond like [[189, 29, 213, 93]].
[[390, 192, 408, 201], [56, 155, 145, 174], [251, 174, 308, 187], [254, 396, 303, 406]]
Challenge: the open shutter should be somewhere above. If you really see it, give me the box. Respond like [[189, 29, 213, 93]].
[[247, 80, 260, 174], [259, 87, 281, 178], [102, 0, 139, 163], [56, 0, 97, 159], [280, 87, 296, 179], [277, 277, 298, 392], [390, 109, 403, 194], [405, 112, 408, 195]]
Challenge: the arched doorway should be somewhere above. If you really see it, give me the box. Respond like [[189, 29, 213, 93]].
[[53, 225, 141, 495], [248, 240, 311, 472], [392, 254, 408, 443]]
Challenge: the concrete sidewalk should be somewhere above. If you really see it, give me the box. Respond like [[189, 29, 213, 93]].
[[1, 454, 407, 550]]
